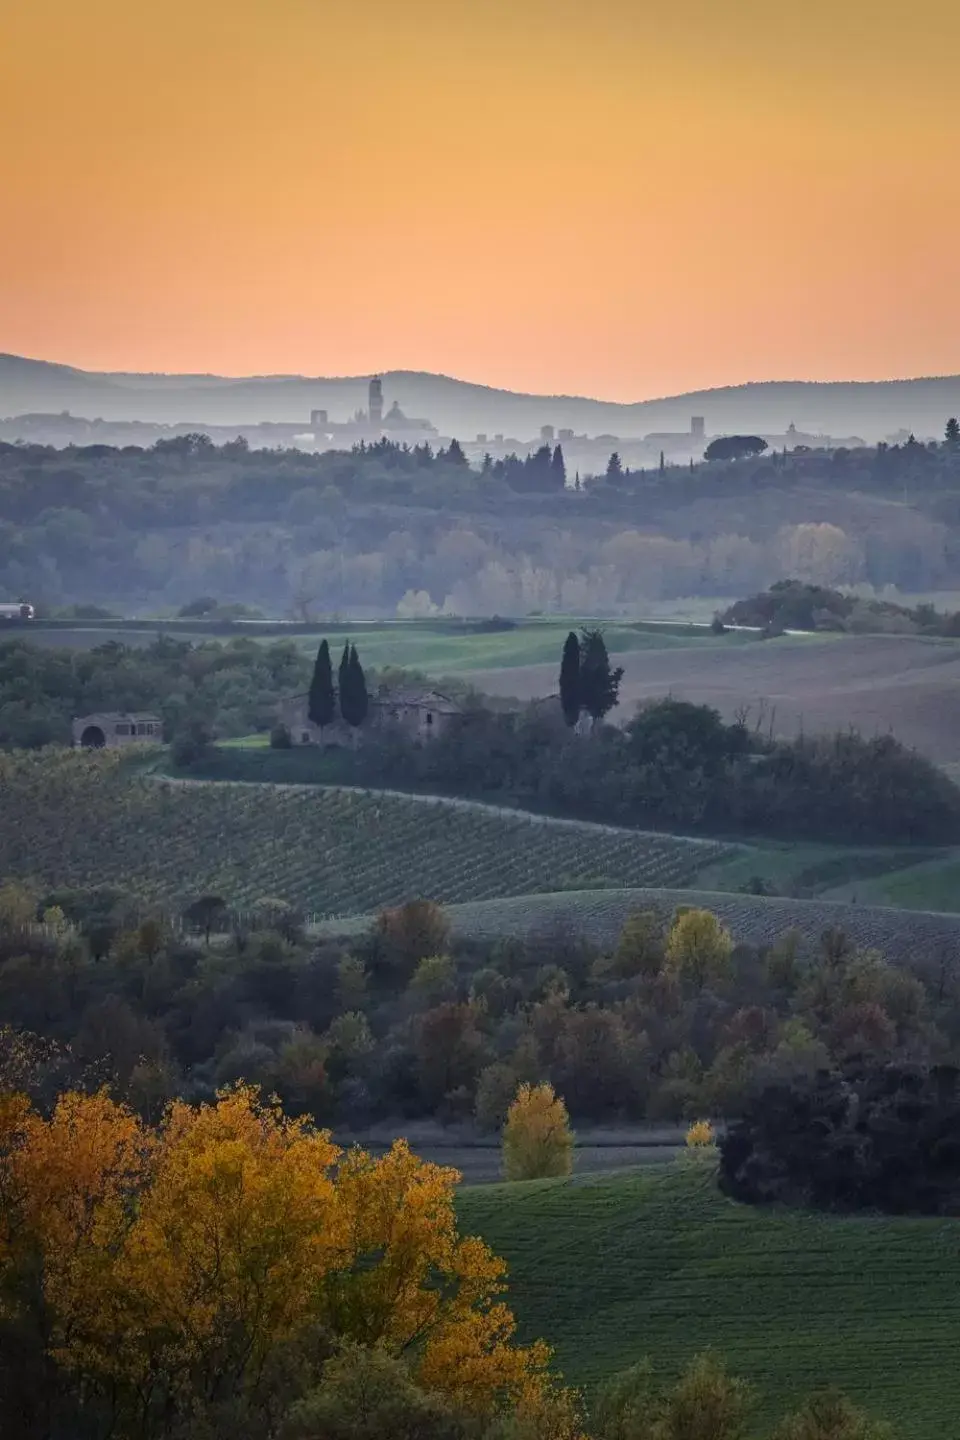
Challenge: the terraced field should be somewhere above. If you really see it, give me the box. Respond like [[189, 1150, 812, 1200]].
[[0, 751, 733, 914], [459, 1164, 960, 1438], [318, 885, 960, 967]]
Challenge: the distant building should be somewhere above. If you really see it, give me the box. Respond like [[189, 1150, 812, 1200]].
[[277, 686, 462, 748], [368, 377, 383, 433], [72, 712, 162, 749], [310, 408, 328, 428], [558, 428, 574, 442], [540, 424, 555, 444]]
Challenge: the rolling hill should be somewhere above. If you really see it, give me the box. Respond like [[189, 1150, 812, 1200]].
[[458, 1164, 960, 1438], [3, 352, 960, 439], [319, 886, 960, 970], [0, 751, 733, 916]]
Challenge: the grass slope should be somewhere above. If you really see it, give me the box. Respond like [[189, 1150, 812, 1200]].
[[0, 751, 732, 914], [459, 1164, 960, 1439], [23, 616, 745, 670]]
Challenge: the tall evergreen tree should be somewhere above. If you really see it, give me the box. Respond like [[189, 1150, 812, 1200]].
[[579, 628, 624, 728], [946, 417, 960, 445], [605, 452, 623, 483], [338, 642, 352, 723], [559, 631, 581, 728], [551, 444, 567, 488], [307, 639, 336, 736], [343, 643, 369, 729]]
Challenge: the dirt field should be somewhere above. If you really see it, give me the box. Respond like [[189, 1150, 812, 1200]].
[[472, 634, 960, 763]]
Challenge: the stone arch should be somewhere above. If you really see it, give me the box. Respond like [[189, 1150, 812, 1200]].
[[79, 724, 106, 748]]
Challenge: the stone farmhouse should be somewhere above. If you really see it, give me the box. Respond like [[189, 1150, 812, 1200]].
[[277, 686, 462, 747], [72, 712, 163, 748]]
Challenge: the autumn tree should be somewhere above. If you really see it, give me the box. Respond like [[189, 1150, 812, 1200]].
[[0, 1086, 572, 1439], [502, 1082, 574, 1181], [307, 637, 336, 737], [374, 899, 451, 983], [666, 908, 734, 990]]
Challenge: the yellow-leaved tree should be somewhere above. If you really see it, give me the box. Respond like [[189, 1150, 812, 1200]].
[[666, 908, 734, 990], [502, 1082, 574, 1182], [0, 1084, 580, 1439]]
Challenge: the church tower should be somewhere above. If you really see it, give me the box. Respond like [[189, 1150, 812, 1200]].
[[368, 376, 383, 434]]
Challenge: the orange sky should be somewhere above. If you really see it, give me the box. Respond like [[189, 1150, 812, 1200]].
[[2, 0, 959, 399]]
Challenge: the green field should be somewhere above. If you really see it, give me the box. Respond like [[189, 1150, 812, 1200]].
[[459, 1164, 960, 1438], [815, 852, 960, 911], [0, 751, 734, 914], [23, 615, 757, 672]]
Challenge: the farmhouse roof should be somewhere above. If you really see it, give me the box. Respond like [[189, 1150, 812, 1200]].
[[283, 687, 461, 714], [372, 687, 462, 714], [73, 710, 162, 724]]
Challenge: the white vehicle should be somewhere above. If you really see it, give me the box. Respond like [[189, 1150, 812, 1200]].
[[0, 602, 35, 621]]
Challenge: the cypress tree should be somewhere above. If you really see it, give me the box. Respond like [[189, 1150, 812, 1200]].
[[307, 639, 336, 736], [551, 444, 567, 488], [338, 641, 352, 723], [579, 628, 624, 728], [559, 631, 581, 728], [346, 643, 368, 729]]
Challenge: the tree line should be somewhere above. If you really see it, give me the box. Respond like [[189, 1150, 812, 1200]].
[[2, 878, 958, 1138], [0, 634, 311, 750], [208, 691, 960, 847], [6, 424, 960, 617]]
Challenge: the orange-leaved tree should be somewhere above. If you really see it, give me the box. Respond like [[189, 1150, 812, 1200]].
[[0, 1083, 578, 1439]]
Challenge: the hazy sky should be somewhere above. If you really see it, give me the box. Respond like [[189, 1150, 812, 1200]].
[[2, 0, 959, 398]]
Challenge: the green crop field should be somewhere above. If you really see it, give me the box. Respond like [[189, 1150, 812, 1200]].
[[459, 1164, 960, 1438], [0, 751, 733, 915], [23, 614, 756, 671]]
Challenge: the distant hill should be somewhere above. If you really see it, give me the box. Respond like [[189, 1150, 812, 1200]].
[[3, 352, 960, 440]]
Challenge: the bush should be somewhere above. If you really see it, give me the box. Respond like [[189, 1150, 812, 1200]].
[[270, 723, 293, 749]]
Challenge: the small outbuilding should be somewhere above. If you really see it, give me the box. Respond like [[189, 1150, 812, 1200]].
[[71, 712, 163, 749]]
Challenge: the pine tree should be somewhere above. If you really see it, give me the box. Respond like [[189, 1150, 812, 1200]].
[[551, 444, 566, 488], [946, 417, 960, 445], [605, 451, 623, 483], [579, 628, 624, 727], [344, 644, 368, 729], [338, 642, 352, 723], [307, 639, 336, 737], [445, 438, 468, 466], [559, 631, 581, 728]]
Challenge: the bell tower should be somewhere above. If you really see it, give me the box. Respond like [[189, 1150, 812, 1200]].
[[368, 376, 383, 434]]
